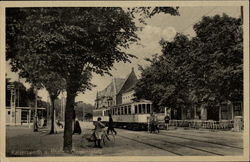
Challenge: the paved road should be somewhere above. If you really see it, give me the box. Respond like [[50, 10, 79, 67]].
[[76, 122, 243, 156], [6, 122, 243, 156]]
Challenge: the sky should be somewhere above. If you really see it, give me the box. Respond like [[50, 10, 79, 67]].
[[6, 6, 241, 105]]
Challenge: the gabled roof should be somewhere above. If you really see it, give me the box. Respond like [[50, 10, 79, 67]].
[[117, 68, 138, 95], [97, 78, 125, 99], [96, 68, 138, 99]]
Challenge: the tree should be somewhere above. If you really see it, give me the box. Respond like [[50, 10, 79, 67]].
[[42, 73, 66, 134], [6, 7, 179, 152], [134, 34, 192, 112], [135, 14, 243, 115], [191, 14, 243, 106], [75, 101, 95, 121], [5, 79, 39, 107], [84, 113, 93, 121]]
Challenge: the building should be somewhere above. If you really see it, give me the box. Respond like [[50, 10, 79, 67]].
[[5, 81, 47, 125], [169, 101, 243, 121], [95, 68, 138, 109], [6, 106, 46, 125]]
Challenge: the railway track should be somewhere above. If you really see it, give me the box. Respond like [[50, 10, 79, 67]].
[[117, 130, 242, 156], [159, 131, 243, 150], [118, 134, 183, 156]]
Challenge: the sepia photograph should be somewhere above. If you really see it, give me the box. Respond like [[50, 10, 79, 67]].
[[0, 1, 249, 161]]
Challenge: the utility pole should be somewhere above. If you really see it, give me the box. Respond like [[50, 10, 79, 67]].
[[33, 86, 38, 132], [17, 75, 20, 107], [47, 96, 50, 122], [8, 83, 16, 125], [61, 91, 64, 121], [240, 6, 243, 25]]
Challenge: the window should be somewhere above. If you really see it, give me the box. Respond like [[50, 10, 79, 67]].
[[8, 111, 10, 115], [147, 104, 151, 114], [135, 105, 138, 114], [125, 106, 127, 114], [121, 107, 123, 115], [139, 104, 142, 114], [128, 105, 131, 114], [142, 104, 146, 113], [234, 102, 242, 116]]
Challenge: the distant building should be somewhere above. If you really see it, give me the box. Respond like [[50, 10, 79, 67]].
[[5, 81, 46, 125], [95, 68, 138, 109], [6, 106, 46, 125]]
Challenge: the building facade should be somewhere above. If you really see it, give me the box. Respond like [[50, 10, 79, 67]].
[[95, 68, 138, 109], [169, 101, 243, 121]]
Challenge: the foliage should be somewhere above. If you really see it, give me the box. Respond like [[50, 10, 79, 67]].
[[84, 113, 93, 121], [5, 79, 41, 107], [75, 101, 95, 120], [128, 7, 179, 24], [134, 14, 243, 112], [6, 6, 179, 152]]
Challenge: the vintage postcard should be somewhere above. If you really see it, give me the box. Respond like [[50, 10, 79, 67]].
[[0, 0, 249, 162]]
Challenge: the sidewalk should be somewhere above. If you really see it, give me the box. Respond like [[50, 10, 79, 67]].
[[6, 122, 97, 156], [5, 122, 243, 157]]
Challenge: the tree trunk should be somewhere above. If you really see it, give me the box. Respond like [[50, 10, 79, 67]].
[[50, 98, 55, 134], [33, 87, 38, 132], [63, 89, 76, 153]]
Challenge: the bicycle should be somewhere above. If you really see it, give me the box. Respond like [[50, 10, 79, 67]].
[[89, 128, 115, 147]]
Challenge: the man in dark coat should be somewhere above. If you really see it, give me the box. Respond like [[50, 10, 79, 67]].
[[73, 119, 82, 135], [107, 114, 117, 135], [164, 115, 170, 130]]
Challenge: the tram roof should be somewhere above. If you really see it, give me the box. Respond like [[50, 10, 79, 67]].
[[94, 99, 152, 111]]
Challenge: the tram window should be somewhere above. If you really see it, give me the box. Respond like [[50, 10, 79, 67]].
[[139, 104, 142, 114], [125, 106, 127, 114], [142, 104, 146, 113], [147, 104, 151, 114], [135, 105, 138, 114], [121, 107, 123, 115], [128, 105, 131, 114]]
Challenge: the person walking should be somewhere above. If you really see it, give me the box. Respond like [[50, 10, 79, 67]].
[[149, 113, 159, 133], [33, 116, 39, 132], [93, 117, 106, 148], [149, 113, 155, 133], [73, 119, 82, 135], [107, 114, 117, 135], [164, 115, 170, 130]]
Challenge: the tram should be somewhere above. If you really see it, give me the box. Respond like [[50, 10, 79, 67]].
[[93, 100, 153, 130]]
